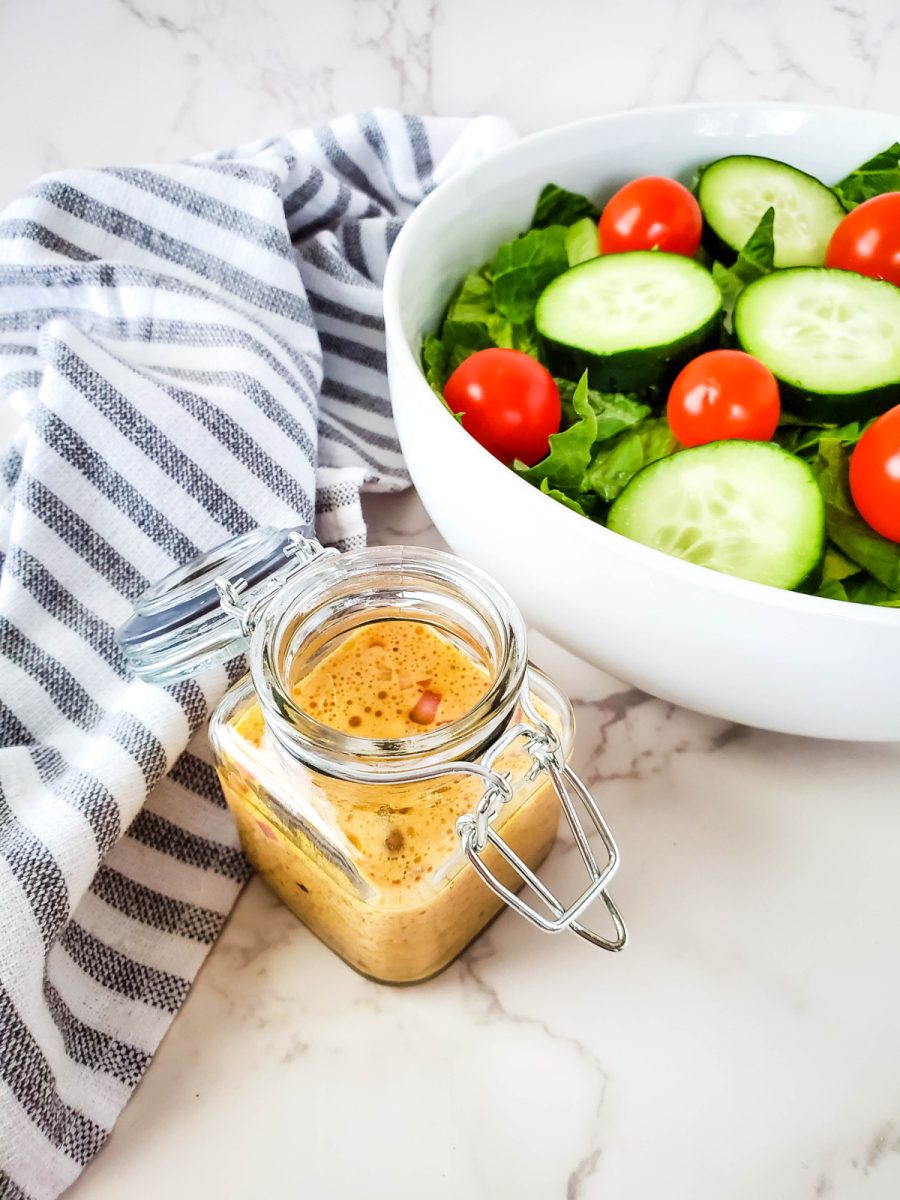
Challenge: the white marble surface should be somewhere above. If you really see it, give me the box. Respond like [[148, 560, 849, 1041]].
[[4, 0, 900, 1196]]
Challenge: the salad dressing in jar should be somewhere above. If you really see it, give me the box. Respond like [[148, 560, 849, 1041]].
[[118, 528, 626, 984]]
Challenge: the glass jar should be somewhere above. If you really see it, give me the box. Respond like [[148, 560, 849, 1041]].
[[118, 527, 626, 984]]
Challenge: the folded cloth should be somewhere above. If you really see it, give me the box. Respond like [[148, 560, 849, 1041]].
[[0, 110, 515, 1200]]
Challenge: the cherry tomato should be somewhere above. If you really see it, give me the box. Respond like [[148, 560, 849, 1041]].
[[666, 350, 781, 447], [599, 176, 702, 257], [849, 404, 900, 542], [825, 193, 900, 287], [443, 348, 560, 466]]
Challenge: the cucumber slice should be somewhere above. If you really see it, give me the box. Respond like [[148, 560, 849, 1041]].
[[608, 441, 824, 590], [535, 252, 721, 392], [698, 155, 844, 268], [735, 268, 900, 422]]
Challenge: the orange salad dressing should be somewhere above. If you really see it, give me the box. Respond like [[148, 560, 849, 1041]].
[[216, 619, 561, 982]]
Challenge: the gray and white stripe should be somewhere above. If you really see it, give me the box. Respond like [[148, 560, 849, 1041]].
[[0, 109, 514, 1199]]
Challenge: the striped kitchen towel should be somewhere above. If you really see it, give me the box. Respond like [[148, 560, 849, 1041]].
[[0, 110, 515, 1200]]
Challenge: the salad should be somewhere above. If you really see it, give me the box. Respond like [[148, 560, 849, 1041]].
[[421, 144, 900, 607]]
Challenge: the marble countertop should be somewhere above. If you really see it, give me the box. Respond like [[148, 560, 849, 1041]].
[[4, 0, 900, 1196]]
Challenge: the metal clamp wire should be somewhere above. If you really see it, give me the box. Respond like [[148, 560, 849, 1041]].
[[453, 672, 626, 951]]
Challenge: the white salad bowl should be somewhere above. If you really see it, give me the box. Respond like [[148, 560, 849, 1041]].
[[383, 103, 900, 741]]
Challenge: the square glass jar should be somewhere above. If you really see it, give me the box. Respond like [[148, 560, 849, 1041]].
[[118, 533, 625, 983], [211, 667, 572, 983]]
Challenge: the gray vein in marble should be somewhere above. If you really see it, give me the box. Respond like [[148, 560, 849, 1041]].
[[278, 1032, 309, 1064], [169, 63, 204, 148], [576, 692, 737, 789], [567, 1148, 603, 1200], [831, 2, 877, 71], [809, 1115, 900, 1198], [458, 936, 609, 1199], [864, 1121, 900, 1172], [571, 685, 649, 724], [116, 0, 193, 38], [769, 37, 843, 100], [354, 0, 439, 112]]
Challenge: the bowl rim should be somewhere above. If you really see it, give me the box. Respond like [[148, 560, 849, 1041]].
[[383, 101, 900, 628]]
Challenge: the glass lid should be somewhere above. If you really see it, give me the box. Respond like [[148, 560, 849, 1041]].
[[116, 525, 321, 684]]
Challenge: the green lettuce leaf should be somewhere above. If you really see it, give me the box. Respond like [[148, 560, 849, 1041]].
[[420, 261, 543, 418], [492, 226, 569, 323], [731, 205, 776, 277], [817, 573, 900, 606], [777, 411, 827, 428], [816, 577, 851, 602], [775, 418, 869, 459], [713, 207, 775, 327], [814, 545, 864, 600], [587, 418, 679, 502], [539, 477, 594, 517], [442, 270, 512, 355], [426, 267, 541, 385], [555, 378, 651, 440], [564, 218, 599, 266], [847, 577, 900, 606], [515, 372, 596, 491], [813, 438, 900, 590], [420, 333, 463, 422], [833, 142, 900, 209], [421, 334, 447, 396], [531, 184, 600, 230], [822, 545, 863, 584], [518, 374, 657, 508]]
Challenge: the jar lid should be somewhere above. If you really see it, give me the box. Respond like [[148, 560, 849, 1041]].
[[117, 525, 320, 683]]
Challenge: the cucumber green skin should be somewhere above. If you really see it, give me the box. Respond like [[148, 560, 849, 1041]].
[[607, 440, 825, 592], [774, 378, 900, 424], [541, 312, 721, 394], [700, 222, 740, 268]]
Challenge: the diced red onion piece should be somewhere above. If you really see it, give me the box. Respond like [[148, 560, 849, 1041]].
[[408, 689, 442, 725]]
